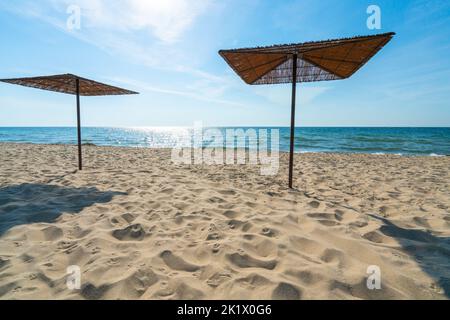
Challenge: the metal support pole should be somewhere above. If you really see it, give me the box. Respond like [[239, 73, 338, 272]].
[[76, 78, 82, 170], [288, 53, 298, 188]]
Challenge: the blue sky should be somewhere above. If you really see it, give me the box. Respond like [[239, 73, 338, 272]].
[[0, 0, 449, 127]]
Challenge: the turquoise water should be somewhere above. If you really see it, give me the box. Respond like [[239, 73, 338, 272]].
[[0, 127, 449, 156]]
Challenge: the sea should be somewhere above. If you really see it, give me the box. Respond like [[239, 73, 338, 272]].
[[0, 127, 449, 156]]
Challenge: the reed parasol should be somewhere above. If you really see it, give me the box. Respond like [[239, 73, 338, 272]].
[[0, 74, 138, 170], [219, 32, 395, 188]]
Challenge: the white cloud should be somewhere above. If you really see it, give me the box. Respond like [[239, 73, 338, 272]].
[[51, 0, 210, 43], [108, 76, 247, 108], [1, 0, 219, 78]]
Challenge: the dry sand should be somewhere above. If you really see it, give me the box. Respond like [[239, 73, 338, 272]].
[[0, 143, 449, 300]]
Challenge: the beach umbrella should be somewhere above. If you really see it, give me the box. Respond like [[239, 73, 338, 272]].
[[219, 32, 395, 188], [0, 74, 138, 170]]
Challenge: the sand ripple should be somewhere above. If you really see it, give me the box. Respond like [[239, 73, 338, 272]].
[[0, 143, 449, 299]]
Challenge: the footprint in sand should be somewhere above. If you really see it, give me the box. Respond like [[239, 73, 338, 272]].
[[207, 272, 233, 288], [287, 269, 324, 286], [320, 248, 346, 267], [121, 213, 136, 223], [223, 210, 240, 219], [160, 250, 200, 272], [306, 212, 341, 227], [308, 200, 321, 209], [236, 273, 272, 288], [112, 224, 146, 241], [118, 268, 159, 299], [362, 231, 385, 243], [227, 252, 277, 270], [289, 236, 324, 255], [271, 282, 302, 300], [81, 283, 110, 300], [110, 213, 137, 226], [306, 212, 334, 220], [206, 232, 221, 241], [242, 238, 277, 258], [41, 226, 64, 241]]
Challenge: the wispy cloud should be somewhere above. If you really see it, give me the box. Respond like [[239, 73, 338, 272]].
[[109, 76, 248, 108], [51, 0, 211, 43], [1, 0, 214, 71], [0, 0, 235, 100]]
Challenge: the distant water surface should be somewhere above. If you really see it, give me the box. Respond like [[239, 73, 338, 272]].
[[0, 127, 449, 156]]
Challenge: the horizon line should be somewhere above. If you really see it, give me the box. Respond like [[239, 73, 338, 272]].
[[0, 125, 449, 129]]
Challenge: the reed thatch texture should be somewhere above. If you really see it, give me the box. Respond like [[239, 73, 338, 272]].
[[0, 74, 138, 96], [219, 32, 395, 84]]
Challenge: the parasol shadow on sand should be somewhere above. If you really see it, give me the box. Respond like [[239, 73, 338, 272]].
[[0, 183, 126, 237]]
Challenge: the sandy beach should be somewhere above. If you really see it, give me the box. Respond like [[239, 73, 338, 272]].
[[0, 142, 449, 300]]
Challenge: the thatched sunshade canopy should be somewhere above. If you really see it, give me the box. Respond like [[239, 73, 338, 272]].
[[0, 73, 138, 96], [0, 73, 138, 170], [219, 32, 395, 85], [219, 32, 395, 188]]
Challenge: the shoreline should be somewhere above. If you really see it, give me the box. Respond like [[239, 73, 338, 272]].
[[0, 142, 448, 157]]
